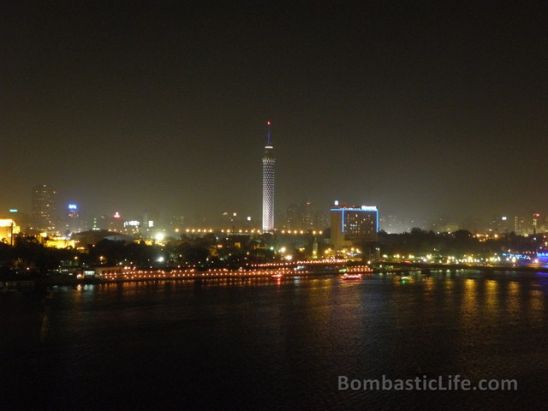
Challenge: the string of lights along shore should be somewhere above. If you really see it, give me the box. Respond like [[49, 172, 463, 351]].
[[262, 120, 275, 232]]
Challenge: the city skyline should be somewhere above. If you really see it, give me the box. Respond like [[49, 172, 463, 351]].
[[3, 121, 547, 232], [7, 182, 547, 235]]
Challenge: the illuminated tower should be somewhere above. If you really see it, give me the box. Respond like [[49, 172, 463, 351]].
[[262, 121, 275, 232]]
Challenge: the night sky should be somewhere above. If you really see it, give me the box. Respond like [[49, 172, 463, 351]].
[[1, 1, 547, 226]]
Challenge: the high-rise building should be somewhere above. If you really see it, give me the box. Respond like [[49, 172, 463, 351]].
[[109, 211, 124, 232], [286, 204, 300, 229], [313, 210, 329, 230], [532, 213, 541, 234], [513, 215, 524, 234], [262, 121, 275, 232], [285, 201, 316, 230], [488, 215, 512, 234], [330, 202, 379, 249], [31, 184, 57, 232], [302, 201, 314, 229], [64, 203, 81, 234]]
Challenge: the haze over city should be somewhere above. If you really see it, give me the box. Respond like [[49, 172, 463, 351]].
[[1, 2, 546, 228]]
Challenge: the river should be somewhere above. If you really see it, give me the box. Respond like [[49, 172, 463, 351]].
[[2, 270, 547, 410]]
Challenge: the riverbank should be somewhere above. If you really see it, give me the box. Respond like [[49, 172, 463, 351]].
[[381, 261, 548, 274], [2, 263, 547, 289]]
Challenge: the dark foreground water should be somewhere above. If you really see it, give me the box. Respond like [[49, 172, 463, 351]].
[[2, 270, 548, 410]]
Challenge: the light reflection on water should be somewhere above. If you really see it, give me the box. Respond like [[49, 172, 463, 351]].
[[2, 270, 548, 410]]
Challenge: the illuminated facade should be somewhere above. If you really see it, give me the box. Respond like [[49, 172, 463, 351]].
[[109, 211, 124, 232], [262, 121, 275, 232], [330, 203, 379, 249], [44, 236, 76, 249], [0, 219, 20, 245], [31, 184, 57, 232]]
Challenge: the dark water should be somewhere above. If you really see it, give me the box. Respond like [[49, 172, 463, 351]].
[[2, 271, 548, 410]]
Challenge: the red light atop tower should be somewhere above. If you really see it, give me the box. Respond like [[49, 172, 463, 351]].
[[267, 120, 271, 126]]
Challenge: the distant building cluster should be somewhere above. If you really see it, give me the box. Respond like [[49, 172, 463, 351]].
[[489, 214, 546, 236]]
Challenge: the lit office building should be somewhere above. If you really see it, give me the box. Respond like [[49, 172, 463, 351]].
[[330, 202, 379, 249], [109, 211, 124, 232], [65, 203, 81, 234]]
